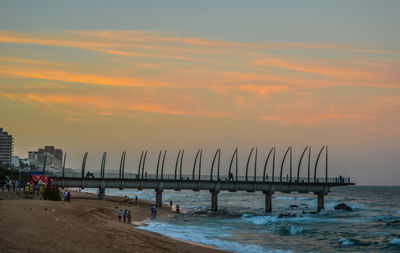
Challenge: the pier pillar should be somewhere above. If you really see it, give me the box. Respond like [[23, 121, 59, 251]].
[[317, 193, 324, 213], [156, 190, 163, 207], [264, 191, 272, 213], [98, 187, 105, 200], [210, 190, 219, 212]]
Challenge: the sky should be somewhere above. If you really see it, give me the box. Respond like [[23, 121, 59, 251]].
[[0, 1, 399, 185]]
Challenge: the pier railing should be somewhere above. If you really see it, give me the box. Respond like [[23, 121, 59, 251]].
[[48, 171, 351, 184]]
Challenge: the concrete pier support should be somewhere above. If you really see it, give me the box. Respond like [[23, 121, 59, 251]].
[[156, 190, 163, 207], [98, 187, 105, 200], [317, 193, 324, 213], [210, 190, 219, 212], [264, 191, 272, 213]]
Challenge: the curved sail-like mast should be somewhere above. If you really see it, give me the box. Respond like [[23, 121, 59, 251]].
[[179, 149, 184, 180], [137, 151, 144, 179], [193, 149, 201, 180], [160, 150, 166, 180], [296, 147, 308, 182], [81, 152, 88, 179], [280, 147, 291, 182], [174, 150, 181, 180], [253, 148, 258, 182], [228, 148, 238, 181], [263, 148, 274, 182], [245, 148, 254, 182], [198, 149, 202, 181], [210, 149, 221, 180], [141, 151, 147, 179], [156, 150, 162, 180], [100, 152, 107, 179], [314, 146, 325, 182]]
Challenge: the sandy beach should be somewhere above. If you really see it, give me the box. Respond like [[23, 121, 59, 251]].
[[0, 191, 225, 253]]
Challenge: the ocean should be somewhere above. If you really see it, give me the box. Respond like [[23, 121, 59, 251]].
[[84, 186, 400, 252]]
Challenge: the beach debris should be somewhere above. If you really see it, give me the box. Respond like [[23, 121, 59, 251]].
[[29, 208, 32, 211], [278, 213, 296, 218], [52, 209, 56, 212], [56, 218, 59, 221], [44, 208, 47, 211], [334, 203, 353, 212]]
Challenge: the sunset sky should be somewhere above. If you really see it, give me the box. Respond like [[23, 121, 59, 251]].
[[1, 1, 399, 185]]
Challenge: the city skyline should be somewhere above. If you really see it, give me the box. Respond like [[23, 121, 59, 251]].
[[1, 1, 399, 185]]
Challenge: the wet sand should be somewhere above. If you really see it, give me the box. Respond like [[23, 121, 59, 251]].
[[0, 191, 226, 253]]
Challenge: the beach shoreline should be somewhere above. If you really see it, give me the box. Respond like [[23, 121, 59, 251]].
[[0, 190, 226, 253]]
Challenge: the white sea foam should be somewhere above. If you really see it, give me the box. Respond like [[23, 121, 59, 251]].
[[339, 238, 354, 246], [389, 238, 400, 245], [138, 222, 292, 253], [295, 197, 312, 201], [289, 226, 304, 235], [275, 196, 294, 200], [241, 214, 278, 225]]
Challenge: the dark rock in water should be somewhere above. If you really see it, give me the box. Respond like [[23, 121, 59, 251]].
[[302, 211, 317, 215], [386, 220, 400, 226], [289, 205, 299, 208], [334, 203, 353, 212], [278, 213, 296, 218]]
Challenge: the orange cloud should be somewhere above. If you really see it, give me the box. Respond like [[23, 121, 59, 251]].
[[0, 65, 169, 88]]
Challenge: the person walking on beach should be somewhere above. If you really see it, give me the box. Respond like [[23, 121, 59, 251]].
[[64, 191, 68, 201], [123, 210, 127, 223], [135, 195, 138, 203], [176, 205, 180, 214], [118, 210, 122, 222], [151, 205, 157, 217], [67, 191, 71, 201], [127, 210, 131, 224], [170, 200, 173, 208]]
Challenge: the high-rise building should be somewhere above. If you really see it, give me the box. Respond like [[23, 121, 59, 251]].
[[28, 146, 63, 170], [0, 128, 13, 166]]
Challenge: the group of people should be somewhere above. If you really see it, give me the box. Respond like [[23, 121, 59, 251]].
[[170, 200, 180, 213], [115, 197, 181, 224], [2, 179, 20, 192], [63, 191, 71, 201], [117, 209, 131, 223]]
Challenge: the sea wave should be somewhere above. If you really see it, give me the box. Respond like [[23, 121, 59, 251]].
[[241, 214, 278, 225], [275, 196, 294, 200], [271, 224, 305, 236], [389, 238, 400, 245], [138, 222, 292, 253], [339, 238, 354, 246]]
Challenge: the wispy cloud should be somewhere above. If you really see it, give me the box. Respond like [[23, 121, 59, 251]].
[[0, 29, 398, 128]]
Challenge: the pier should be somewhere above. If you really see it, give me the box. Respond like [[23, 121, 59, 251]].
[[49, 146, 354, 213]]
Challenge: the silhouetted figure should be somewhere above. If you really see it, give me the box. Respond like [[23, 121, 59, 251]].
[[127, 210, 131, 223]]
